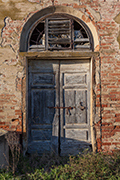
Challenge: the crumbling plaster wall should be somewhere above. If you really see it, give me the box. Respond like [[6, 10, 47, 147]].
[[0, 0, 120, 153]]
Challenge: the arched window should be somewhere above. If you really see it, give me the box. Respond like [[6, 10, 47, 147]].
[[28, 14, 93, 52]]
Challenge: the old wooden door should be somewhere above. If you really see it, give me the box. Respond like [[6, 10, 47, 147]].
[[60, 60, 91, 156], [28, 60, 59, 155], [28, 59, 91, 155]]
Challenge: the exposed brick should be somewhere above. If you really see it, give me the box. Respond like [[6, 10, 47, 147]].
[[0, 122, 5, 125], [102, 143, 112, 146], [0, 0, 120, 154]]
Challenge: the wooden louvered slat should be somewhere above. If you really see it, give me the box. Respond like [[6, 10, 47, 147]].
[[74, 45, 90, 49], [48, 20, 70, 24], [48, 28, 71, 31], [48, 38, 71, 41], [48, 25, 70, 28], [48, 31, 70, 35], [48, 47, 72, 50], [48, 40, 71, 45], [74, 38, 89, 43]]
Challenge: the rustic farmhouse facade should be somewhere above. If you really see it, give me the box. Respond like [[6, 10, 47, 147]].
[[0, 0, 120, 155]]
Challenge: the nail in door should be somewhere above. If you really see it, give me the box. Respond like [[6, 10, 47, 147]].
[[28, 59, 91, 155]]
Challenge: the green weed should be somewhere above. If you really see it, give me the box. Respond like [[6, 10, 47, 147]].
[[1, 151, 120, 179]]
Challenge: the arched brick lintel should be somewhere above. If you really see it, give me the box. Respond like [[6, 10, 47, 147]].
[[20, 5, 99, 52]]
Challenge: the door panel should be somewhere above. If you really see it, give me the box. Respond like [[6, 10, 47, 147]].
[[28, 60, 59, 155], [76, 90, 87, 124], [66, 129, 88, 141], [64, 90, 76, 124], [60, 60, 91, 156], [28, 59, 91, 155], [31, 90, 55, 124], [32, 73, 54, 85]]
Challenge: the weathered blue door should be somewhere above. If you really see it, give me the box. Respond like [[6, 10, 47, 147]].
[[28, 60, 59, 155]]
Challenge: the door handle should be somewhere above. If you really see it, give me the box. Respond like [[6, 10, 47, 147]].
[[79, 102, 85, 110]]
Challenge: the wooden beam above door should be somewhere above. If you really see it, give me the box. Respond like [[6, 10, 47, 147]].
[[19, 51, 99, 59]]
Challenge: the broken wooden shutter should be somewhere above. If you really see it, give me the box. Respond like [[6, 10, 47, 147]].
[[28, 15, 92, 51], [45, 18, 73, 50]]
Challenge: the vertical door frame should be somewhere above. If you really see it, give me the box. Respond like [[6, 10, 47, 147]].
[[90, 57, 97, 152]]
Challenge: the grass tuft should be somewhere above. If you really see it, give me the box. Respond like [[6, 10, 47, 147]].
[[1, 151, 120, 179]]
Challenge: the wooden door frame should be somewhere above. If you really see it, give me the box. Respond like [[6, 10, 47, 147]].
[[19, 51, 99, 155]]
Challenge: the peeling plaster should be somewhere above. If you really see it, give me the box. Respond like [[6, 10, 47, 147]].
[[86, 6, 101, 22], [114, 12, 120, 24], [0, 0, 41, 30], [114, 13, 120, 49]]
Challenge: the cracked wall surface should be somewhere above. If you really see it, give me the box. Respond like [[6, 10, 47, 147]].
[[0, 0, 120, 153]]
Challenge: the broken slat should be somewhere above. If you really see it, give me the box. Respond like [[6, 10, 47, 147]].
[[48, 30, 71, 33], [48, 47, 72, 50], [48, 31, 70, 35], [48, 20, 70, 24], [48, 28, 71, 31], [48, 24, 70, 28], [75, 45, 90, 49], [74, 38, 89, 43], [48, 38, 71, 41], [48, 39, 71, 44], [29, 45, 45, 49], [49, 41, 71, 45]]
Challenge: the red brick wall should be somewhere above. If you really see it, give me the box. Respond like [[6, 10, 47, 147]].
[[0, 94, 22, 133], [0, 0, 120, 152]]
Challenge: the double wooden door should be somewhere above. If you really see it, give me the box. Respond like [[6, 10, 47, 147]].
[[28, 59, 91, 155]]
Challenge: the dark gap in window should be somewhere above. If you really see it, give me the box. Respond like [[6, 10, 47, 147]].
[[74, 20, 90, 49], [74, 21, 87, 38], [30, 22, 45, 46]]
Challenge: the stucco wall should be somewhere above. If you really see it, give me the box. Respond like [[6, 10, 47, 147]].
[[0, 0, 120, 153]]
